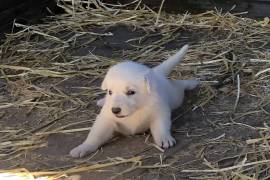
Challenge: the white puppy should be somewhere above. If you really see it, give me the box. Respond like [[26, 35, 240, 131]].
[[70, 45, 199, 158]]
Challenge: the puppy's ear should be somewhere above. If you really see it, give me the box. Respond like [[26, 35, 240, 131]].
[[101, 75, 108, 90], [144, 70, 155, 93], [97, 97, 105, 107]]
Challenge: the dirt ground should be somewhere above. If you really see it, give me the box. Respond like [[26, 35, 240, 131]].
[[0, 5, 270, 180]]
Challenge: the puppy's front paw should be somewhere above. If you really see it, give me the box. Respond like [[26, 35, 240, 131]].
[[70, 143, 95, 158], [155, 134, 176, 149]]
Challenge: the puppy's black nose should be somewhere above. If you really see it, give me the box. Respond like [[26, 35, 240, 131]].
[[112, 107, 121, 114]]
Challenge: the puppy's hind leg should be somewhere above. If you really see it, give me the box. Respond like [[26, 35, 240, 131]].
[[70, 115, 115, 158], [173, 79, 199, 90]]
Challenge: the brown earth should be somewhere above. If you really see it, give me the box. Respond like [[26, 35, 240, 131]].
[[0, 11, 269, 180]]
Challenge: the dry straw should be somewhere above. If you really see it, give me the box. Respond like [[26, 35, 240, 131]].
[[0, 0, 269, 179]]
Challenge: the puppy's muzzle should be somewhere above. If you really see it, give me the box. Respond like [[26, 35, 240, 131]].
[[112, 107, 121, 114]]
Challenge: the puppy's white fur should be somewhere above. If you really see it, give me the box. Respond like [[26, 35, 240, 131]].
[[70, 45, 199, 158]]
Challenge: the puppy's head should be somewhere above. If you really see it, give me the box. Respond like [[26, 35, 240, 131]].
[[101, 62, 155, 118]]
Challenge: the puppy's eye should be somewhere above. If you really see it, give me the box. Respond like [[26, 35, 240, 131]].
[[108, 90, 112, 95], [126, 90, 136, 96]]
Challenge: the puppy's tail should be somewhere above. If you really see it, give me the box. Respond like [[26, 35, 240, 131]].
[[153, 44, 189, 76]]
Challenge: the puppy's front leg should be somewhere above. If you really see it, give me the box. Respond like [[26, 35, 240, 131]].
[[150, 107, 176, 149], [70, 115, 114, 158]]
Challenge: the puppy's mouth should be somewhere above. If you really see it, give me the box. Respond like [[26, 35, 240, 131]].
[[115, 115, 127, 118]]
